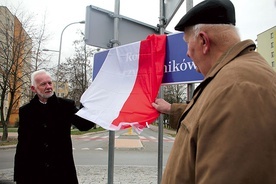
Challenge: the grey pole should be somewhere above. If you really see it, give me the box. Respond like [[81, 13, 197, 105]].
[[158, 1, 165, 183], [186, 0, 194, 101], [108, 1, 120, 183], [56, 21, 85, 96], [186, 0, 193, 11]]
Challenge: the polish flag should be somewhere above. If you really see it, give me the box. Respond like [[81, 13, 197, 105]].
[[76, 34, 166, 132]]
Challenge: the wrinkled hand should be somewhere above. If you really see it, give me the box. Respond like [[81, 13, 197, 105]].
[[152, 98, 171, 114]]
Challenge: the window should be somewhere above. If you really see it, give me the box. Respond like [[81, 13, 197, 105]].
[[272, 52, 275, 58], [272, 42, 274, 48], [271, 32, 274, 39], [272, 61, 275, 67]]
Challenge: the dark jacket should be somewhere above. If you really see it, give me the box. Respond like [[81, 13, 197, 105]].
[[14, 94, 95, 184]]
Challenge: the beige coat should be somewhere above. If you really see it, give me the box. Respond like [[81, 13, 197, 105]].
[[162, 40, 276, 184]]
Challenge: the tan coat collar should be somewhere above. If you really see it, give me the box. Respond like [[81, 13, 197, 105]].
[[206, 39, 256, 79]]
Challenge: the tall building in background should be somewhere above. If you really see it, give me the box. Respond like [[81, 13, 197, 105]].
[[257, 26, 276, 71]]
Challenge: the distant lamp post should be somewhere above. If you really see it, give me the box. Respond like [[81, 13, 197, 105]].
[[55, 20, 85, 96]]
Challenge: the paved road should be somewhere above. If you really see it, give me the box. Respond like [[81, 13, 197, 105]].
[[0, 125, 176, 184]]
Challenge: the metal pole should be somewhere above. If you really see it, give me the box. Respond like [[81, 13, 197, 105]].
[[186, 0, 193, 11], [108, 1, 120, 183], [158, 1, 165, 183], [56, 21, 85, 96], [186, 0, 194, 100]]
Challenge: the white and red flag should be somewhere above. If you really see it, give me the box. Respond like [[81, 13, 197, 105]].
[[76, 34, 166, 132]]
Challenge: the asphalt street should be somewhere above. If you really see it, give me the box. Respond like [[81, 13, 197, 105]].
[[0, 125, 176, 184]]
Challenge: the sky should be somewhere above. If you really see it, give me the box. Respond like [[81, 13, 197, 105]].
[[1, 0, 276, 66]]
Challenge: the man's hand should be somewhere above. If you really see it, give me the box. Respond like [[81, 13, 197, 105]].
[[152, 98, 171, 114]]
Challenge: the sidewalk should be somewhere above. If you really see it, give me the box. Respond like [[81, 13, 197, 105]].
[[0, 165, 161, 184], [0, 132, 17, 150]]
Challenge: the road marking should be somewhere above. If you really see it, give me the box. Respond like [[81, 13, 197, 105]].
[[75, 135, 174, 142], [95, 147, 103, 151], [81, 148, 90, 150]]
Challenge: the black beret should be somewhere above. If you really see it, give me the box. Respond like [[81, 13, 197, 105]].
[[175, 0, 236, 31]]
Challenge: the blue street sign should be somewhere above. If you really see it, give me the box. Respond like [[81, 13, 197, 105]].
[[93, 50, 108, 80], [93, 32, 204, 85], [163, 32, 204, 84]]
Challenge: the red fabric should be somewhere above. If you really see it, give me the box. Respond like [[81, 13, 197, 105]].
[[111, 34, 166, 130]]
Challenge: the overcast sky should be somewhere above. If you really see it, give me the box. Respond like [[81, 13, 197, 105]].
[[1, 0, 276, 65]]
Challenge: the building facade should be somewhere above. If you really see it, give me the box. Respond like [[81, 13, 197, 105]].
[[257, 26, 276, 71], [54, 80, 69, 98], [0, 6, 31, 126]]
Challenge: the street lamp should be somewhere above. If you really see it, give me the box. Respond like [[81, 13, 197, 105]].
[[56, 20, 85, 96]]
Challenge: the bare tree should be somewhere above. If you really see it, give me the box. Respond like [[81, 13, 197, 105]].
[[164, 84, 187, 103], [162, 84, 187, 127], [59, 31, 100, 106], [0, 6, 50, 141]]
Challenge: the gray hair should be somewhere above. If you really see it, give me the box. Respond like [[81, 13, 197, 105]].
[[187, 24, 240, 45], [31, 69, 52, 86]]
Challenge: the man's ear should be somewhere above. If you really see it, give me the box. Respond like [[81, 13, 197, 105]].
[[199, 32, 210, 54], [30, 86, 36, 93]]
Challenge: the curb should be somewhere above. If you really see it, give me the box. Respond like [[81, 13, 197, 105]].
[[0, 145, 16, 149], [148, 124, 176, 136]]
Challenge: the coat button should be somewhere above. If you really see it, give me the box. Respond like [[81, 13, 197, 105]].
[[44, 143, 49, 148]]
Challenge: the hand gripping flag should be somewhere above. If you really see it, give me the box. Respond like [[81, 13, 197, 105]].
[[76, 34, 166, 132]]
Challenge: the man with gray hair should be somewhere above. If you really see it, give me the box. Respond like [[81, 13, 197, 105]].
[[152, 0, 276, 183], [14, 69, 95, 184]]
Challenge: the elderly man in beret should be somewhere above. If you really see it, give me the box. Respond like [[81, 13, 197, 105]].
[[152, 0, 276, 183]]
